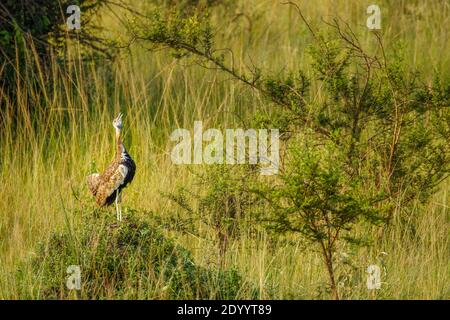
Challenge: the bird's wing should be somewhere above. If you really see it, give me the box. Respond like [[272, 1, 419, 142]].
[[87, 173, 100, 195], [95, 164, 128, 206]]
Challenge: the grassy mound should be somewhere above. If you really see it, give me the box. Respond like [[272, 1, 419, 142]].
[[17, 210, 248, 299]]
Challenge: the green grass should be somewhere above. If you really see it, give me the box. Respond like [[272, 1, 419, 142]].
[[0, 0, 448, 299]]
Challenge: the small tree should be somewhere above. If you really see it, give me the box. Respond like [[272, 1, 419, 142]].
[[252, 140, 388, 299]]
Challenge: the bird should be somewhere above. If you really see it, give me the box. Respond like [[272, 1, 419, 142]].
[[87, 112, 136, 221]]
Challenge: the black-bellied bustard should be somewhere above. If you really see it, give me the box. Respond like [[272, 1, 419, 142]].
[[87, 113, 136, 221]]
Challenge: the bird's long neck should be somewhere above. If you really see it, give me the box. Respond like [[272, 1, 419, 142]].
[[115, 128, 125, 159]]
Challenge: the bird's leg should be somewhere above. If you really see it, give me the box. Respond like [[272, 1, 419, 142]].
[[115, 189, 120, 221], [119, 192, 123, 221]]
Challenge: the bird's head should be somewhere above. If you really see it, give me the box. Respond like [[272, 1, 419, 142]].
[[113, 112, 123, 130]]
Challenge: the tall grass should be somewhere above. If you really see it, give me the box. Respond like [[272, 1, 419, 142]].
[[0, 0, 448, 299]]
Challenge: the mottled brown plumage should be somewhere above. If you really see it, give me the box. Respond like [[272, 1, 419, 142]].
[[87, 113, 136, 220]]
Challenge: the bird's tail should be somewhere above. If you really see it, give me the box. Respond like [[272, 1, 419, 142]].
[[87, 173, 100, 196]]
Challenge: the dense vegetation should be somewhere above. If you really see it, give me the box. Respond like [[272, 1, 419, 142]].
[[17, 211, 246, 299]]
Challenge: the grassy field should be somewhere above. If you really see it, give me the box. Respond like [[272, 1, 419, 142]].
[[0, 0, 449, 299]]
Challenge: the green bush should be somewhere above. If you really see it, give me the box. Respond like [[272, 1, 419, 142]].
[[18, 210, 248, 299]]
